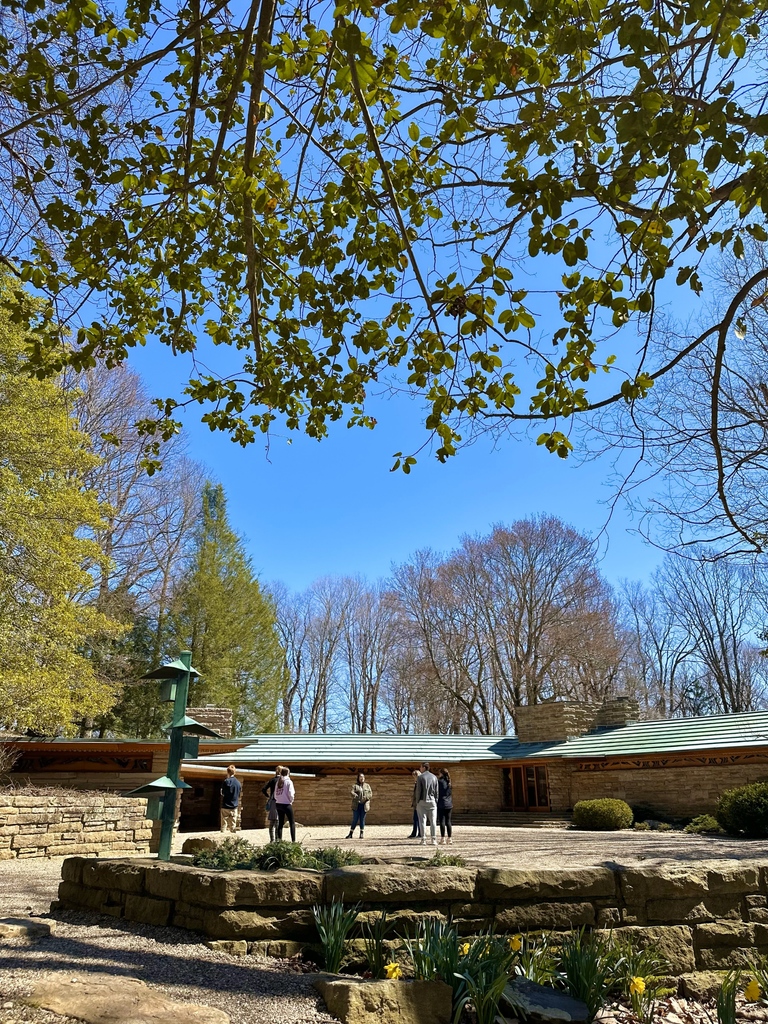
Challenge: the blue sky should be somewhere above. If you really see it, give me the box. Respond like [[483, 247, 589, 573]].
[[130, 343, 664, 593]]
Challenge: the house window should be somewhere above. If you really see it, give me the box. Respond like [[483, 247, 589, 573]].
[[503, 765, 550, 810]]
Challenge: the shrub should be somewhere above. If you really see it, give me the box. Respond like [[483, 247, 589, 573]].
[[684, 814, 725, 835], [656, 822, 673, 832], [634, 822, 651, 831], [421, 850, 467, 867], [572, 799, 633, 831], [306, 846, 362, 870], [717, 783, 768, 837], [257, 840, 309, 871], [192, 837, 260, 870]]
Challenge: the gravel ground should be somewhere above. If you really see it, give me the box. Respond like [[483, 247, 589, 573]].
[[184, 822, 768, 868], [3, 824, 768, 1024]]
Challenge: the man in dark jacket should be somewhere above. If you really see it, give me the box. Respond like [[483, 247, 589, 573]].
[[414, 761, 438, 845], [220, 764, 242, 832]]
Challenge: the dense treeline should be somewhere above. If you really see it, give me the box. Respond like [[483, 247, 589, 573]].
[[272, 521, 768, 734]]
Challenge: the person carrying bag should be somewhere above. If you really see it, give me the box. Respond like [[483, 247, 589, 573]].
[[346, 772, 372, 839]]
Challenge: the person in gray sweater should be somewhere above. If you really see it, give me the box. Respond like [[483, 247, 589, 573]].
[[414, 761, 439, 845]]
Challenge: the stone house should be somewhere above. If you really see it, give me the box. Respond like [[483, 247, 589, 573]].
[[186, 699, 768, 829]]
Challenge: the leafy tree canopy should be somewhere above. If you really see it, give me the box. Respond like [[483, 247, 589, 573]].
[[0, 282, 123, 733], [3, 0, 767, 469], [169, 482, 285, 732]]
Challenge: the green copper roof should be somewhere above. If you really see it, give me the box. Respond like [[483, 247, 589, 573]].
[[191, 710, 768, 766], [554, 709, 768, 759], [194, 733, 553, 764]]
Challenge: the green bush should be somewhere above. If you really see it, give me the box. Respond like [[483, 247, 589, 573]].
[[192, 839, 362, 872], [684, 814, 724, 835], [716, 783, 768, 837], [634, 821, 651, 831], [656, 821, 673, 832], [421, 850, 467, 867], [572, 799, 633, 831]]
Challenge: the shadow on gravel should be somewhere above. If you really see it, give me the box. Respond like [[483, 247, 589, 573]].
[[0, 918, 314, 996]]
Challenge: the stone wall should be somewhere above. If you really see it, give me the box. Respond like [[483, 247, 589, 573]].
[[516, 702, 601, 743], [187, 707, 234, 739], [565, 762, 768, 817], [56, 856, 768, 971], [0, 790, 160, 859]]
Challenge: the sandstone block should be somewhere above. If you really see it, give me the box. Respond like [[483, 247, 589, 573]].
[[228, 869, 324, 908], [204, 940, 248, 956], [29, 971, 230, 1024], [477, 868, 615, 902], [203, 907, 314, 941], [496, 902, 595, 932], [707, 866, 760, 893], [12, 833, 51, 849], [83, 860, 146, 893], [614, 926, 695, 973], [697, 948, 758, 970], [249, 939, 306, 958], [596, 907, 621, 928], [124, 894, 171, 927], [144, 863, 188, 902], [58, 880, 107, 912], [678, 972, 733, 1001], [48, 821, 83, 834], [356, 908, 446, 938], [646, 896, 742, 924], [314, 976, 452, 1024], [0, 918, 55, 942], [619, 867, 708, 904], [0, 850, 16, 861], [695, 922, 755, 949], [325, 865, 476, 903]]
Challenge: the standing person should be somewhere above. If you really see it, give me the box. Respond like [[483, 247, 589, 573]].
[[346, 772, 372, 839], [415, 761, 439, 846], [408, 769, 421, 838], [262, 765, 282, 843], [437, 768, 453, 844], [220, 765, 242, 833], [274, 767, 296, 842]]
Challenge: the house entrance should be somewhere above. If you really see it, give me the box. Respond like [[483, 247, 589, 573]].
[[503, 765, 550, 811]]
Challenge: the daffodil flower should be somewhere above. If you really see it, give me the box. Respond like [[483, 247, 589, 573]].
[[384, 962, 402, 980], [744, 979, 762, 1003], [460, 942, 471, 956], [630, 977, 646, 996], [509, 935, 522, 952]]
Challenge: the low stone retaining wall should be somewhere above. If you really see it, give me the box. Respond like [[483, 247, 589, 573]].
[[0, 791, 159, 859], [56, 856, 768, 971]]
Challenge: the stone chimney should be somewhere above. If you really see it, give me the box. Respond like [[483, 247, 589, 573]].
[[186, 706, 234, 738], [515, 700, 600, 744], [594, 696, 640, 731]]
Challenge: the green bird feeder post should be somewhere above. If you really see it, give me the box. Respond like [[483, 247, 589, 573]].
[[127, 650, 220, 861]]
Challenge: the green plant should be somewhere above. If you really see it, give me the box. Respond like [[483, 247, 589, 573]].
[[192, 837, 260, 870], [361, 911, 390, 979], [572, 799, 633, 831], [684, 814, 725, 835], [402, 918, 461, 989], [743, 955, 768, 1000], [717, 784, 768, 837], [256, 841, 308, 871], [557, 928, 615, 1020], [611, 935, 670, 989], [306, 846, 363, 870], [716, 971, 740, 1024], [634, 822, 651, 831], [453, 936, 517, 1024], [312, 898, 361, 973], [628, 976, 660, 1024], [422, 850, 467, 868], [514, 932, 557, 985]]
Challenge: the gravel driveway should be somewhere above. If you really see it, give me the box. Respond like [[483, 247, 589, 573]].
[[3, 824, 768, 1024]]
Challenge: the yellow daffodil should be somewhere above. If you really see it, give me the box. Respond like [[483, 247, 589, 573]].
[[508, 935, 523, 952], [630, 977, 646, 997], [384, 962, 402, 980], [745, 979, 762, 1003], [460, 942, 471, 956]]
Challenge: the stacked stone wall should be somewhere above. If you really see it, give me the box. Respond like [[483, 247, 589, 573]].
[[56, 856, 768, 972], [187, 707, 234, 738], [0, 790, 160, 859], [516, 702, 601, 743], [567, 762, 768, 817]]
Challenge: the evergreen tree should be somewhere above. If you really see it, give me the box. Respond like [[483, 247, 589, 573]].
[[0, 283, 122, 733], [169, 483, 284, 733]]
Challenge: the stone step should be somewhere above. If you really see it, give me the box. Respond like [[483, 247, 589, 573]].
[[454, 812, 572, 829]]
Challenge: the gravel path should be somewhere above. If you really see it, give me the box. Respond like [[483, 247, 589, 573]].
[[183, 822, 768, 868]]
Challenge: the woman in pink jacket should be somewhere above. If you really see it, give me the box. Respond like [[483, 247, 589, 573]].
[[274, 767, 296, 842]]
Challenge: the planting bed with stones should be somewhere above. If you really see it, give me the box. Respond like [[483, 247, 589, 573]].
[[55, 857, 768, 973]]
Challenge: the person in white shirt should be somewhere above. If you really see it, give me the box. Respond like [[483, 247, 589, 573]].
[[274, 767, 296, 842], [414, 761, 439, 845]]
